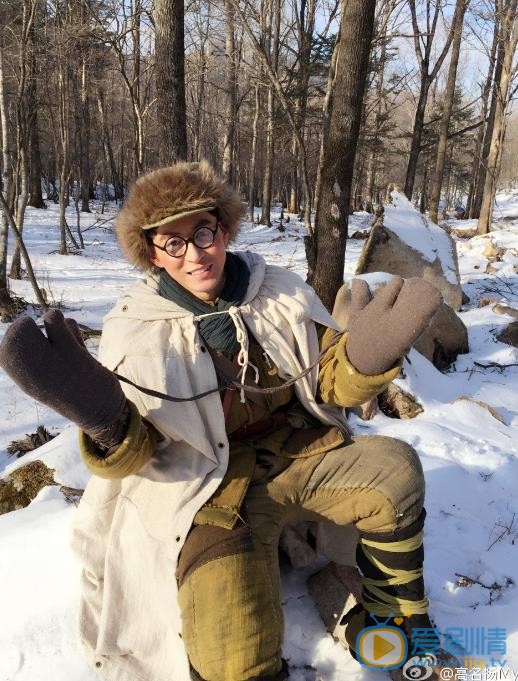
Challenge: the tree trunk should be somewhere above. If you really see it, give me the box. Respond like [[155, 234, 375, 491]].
[[248, 84, 260, 221], [79, 55, 91, 212], [288, 0, 316, 216], [261, 0, 281, 227], [97, 88, 123, 200], [467, 14, 499, 218], [404, 0, 457, 200], [478, 0, 518, 234], [27, 14, 45, 210], [222, 0, 237, 183], [471, 19, 505, 219], [155, 0, 188, 164], [0, 47, 14, 312], [428, 0, 468, 224], [310, 0, 376, 311], [404, 71, 430, 201]]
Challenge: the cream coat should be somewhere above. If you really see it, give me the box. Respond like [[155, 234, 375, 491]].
[[70, 252, 347, 681]]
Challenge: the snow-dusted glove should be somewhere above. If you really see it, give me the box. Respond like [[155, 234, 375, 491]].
[[344, 277, 442, 376], [0, 309, 129, 449]]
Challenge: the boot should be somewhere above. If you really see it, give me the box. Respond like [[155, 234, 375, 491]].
[[342, 510, 461, 680]]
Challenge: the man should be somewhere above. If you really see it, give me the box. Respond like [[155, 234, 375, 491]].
[[0, 162, 454, 681]]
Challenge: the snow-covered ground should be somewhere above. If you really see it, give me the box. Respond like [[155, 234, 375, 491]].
[[0, 196, 517, 681]]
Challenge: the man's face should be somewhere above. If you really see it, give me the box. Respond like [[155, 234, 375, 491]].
[[149, 211, 230, 301]]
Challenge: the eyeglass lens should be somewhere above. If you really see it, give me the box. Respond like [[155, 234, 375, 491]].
[[165, 225, 216, 257]]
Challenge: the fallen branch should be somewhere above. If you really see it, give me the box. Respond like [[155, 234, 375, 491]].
[[473, 361, 518, 372]]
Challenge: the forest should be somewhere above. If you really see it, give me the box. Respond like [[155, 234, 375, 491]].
[[0, 0, 517, 312]]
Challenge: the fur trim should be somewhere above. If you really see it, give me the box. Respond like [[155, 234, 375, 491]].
[[116, 161, 243, 271]]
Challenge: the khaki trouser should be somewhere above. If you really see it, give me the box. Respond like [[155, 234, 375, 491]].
[[176, 435, 425, 681]]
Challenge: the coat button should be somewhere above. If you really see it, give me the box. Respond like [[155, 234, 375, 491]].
[[217, 442, 225, 449], [122, 305, 128, 312], [175, 535, 181, 542], [200, 346, 206, 353], [95, 661, 103, 668]]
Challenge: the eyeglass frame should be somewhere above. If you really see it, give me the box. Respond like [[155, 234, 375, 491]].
[[150, 221, 223, 258]]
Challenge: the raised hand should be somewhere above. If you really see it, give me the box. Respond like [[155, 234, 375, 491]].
[[344, 277, 442, 375], [0, 309, 128, 448]]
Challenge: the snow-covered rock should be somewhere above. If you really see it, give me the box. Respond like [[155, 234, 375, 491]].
[[356, 190, 463, 310]]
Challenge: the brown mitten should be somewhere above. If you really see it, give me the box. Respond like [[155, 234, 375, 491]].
[[0, 309, 129, 448], [345, 277, 442, 375]]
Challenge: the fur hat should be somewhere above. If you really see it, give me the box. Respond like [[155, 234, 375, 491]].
[[116, 161, 243, 271]]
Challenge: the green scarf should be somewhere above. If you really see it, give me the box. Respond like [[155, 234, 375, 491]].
[[158, 252, 251, 354]]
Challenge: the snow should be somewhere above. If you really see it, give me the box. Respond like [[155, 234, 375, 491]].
[[1, 197, 518, 681], [384, 191, 460, 286]]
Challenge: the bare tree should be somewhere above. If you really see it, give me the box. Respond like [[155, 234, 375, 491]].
[[404, 0, 459, 200], [478, 0, 518, 234], [0, 45, 15, 314], [222, 0, 238, 182], [155, 0, 188, 163], [309, 0, 377, 311], [466, 7, 499, 218], [288, 0, 318, 215], [260, 0, 282, 227], [428, 0, 469, 224], [8, 0, 38, 280]]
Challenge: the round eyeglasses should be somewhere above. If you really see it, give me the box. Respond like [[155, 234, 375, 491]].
[[152, 222, 221, 258]]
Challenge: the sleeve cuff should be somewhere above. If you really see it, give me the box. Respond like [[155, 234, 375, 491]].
[[79, 401, 157, 479], [319, 332, 402, 407]]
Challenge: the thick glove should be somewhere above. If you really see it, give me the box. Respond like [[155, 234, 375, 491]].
[[0, 309, 129, 449], [345, 276, 442, 375]]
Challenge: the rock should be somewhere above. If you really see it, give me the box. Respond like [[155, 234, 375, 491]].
[[492, 303, 518, 319], [279, 523, 318, 569], [0, 460, 55, 515], [356, 191, 463, 310], [350, 230, 370, 240], [485, 262, 499, 274], [497, 322, 518, 347], [483, 242, 504, 260], [453, 396, 506, 424], [378, 384, 424, 419], [350, 396, 379, 421], [333, 280, 468, 370], [413, 302, 469, 369], [6, 426, 56, 458], [314, 523, 359, 566], [307, 563, 362, 646], [450, 227, 478, 239], [479, 297, 498, 308]]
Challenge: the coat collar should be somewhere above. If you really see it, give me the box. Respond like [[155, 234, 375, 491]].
[[105, 251, 266, 323]]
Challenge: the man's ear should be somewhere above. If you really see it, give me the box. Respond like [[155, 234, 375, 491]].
[[150, 255, 163, 268], [222, 228, 231, 247]]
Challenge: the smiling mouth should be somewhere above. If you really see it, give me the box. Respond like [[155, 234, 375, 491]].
[[188, 264, 212, 276]]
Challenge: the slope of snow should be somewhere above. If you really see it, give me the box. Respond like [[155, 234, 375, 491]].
[[1, 198, 517, 681]]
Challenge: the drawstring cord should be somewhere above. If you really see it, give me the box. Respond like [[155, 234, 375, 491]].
[[194, 307, 260, 402], [114, 308, 344, 404]]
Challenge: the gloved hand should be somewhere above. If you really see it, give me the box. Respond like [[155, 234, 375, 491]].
[[0, 309, 129, 449], [344, 276, 442, 375]]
